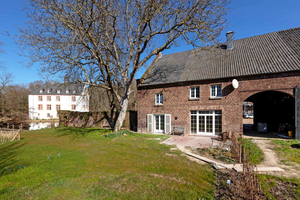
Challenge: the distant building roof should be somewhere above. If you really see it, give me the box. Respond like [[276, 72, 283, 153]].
[[29, 82, 86, 95], [141, 27, 300, 86]]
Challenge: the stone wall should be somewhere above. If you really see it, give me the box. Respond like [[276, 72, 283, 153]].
[[137, 71, 300, 134], [58, 110, 137, 131]]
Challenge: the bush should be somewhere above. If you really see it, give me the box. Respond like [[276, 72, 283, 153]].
[[103, 130, 132, 138]]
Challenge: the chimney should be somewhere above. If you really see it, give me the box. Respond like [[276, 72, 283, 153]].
[[64, 75, 70, 84], [226, 31, 234, 50]]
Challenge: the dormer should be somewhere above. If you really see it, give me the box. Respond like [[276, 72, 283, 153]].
[[47, 89, 51, 93], [73, 90, 76, 94], [57, 89, 60, 94], [39, 89, 44, 93], [66, 89, 69, 94]]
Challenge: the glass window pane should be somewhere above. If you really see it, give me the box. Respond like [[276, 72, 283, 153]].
[[211, 86, 215, 96], [215, 115, 222, 134], [215, 110, 222, 115], [217, 85, 222, 97], [156, 116, 159, 130], [191, 87, 195, 98], [199, 116, 205, 132], [191, 115, 197, 133], [206, 116, 213, 133], [160, 115, 164, 131], [160, 94, 163, 104], [196, 87, 199, 98]]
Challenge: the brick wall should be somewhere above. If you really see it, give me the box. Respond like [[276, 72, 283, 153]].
[[137, 71, 300, 135], [58, 110, 137, 131]]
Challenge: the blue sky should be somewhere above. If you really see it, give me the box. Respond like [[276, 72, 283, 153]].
[[0, 0, 299, 85]]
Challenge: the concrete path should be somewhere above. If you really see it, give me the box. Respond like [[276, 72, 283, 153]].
[[185, 152, 285, 172], [161, 135, 231, 149], [162, 135, 285, 172]]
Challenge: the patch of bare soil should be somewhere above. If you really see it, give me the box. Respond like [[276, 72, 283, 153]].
[[177, 140, 300, 199], [253, 139, 300, 179], [214, 170, 298, 200], [266, 179, 298, 200]]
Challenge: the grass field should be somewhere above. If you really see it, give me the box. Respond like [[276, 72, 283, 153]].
[[0, 127, 215, 199], [258, 139, 300, 199], [242, 138, 264, 165], [271, 139, 300, 166]]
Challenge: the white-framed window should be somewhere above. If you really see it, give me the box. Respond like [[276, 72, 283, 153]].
[[155, 93, 163, 105], [57, 90, 60, 94], [39, 89, 43, 93], [71, 105, 76, 110], [38, 104, 43, 110], [210, 85, 222, 98], [147, 114, 171, 134], [190, 110, 222, 135], [56, 96, 60, 101], [72, 96, 76, 102], [190, 87, 200, 99], [47, 89, 51, 93], [38, 96, 43, 101], [66, 89, 69, 94], [47, 96, 51, 101], [73, 90, 76, 94]]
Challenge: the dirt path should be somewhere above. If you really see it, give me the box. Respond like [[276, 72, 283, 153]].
[[253, 139, 300, 178], [252, 139, 280, 166]]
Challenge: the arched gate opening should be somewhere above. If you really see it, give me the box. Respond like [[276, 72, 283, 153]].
[[244, 91, 295, 135]]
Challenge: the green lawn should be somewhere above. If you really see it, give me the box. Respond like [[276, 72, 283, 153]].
[[258, 139, 300, 199], [271, 139, 300, 166], [242, 138, 264, 165], [0, 127, 215, 199]]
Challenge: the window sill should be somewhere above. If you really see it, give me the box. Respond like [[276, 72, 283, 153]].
[[189, 98, 200, 101], [154, 104, 163, 107], [210, 96, 223, 100]]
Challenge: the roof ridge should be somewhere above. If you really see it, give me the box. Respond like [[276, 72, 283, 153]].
[[157, 27, 300, 58]]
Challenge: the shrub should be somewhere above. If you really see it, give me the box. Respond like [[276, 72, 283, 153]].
[[103, 130, 132, 138]]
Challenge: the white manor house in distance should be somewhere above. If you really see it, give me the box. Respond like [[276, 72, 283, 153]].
[[28, 76, 89, 119]]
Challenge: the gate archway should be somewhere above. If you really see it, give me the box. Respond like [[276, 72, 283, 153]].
[[244, 91, 295, 133]]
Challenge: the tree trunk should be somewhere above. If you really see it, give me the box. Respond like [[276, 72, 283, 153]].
[[114, 95, 129, 132]]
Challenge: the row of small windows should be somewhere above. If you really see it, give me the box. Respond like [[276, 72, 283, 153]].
[[38, 96, 78, 102], [190, 85, 222, 99], [39, 89, 77, 94], [155, 85, 222, 105], [37, 104, 88, 111]]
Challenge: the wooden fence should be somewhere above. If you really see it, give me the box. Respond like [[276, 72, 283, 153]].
[[0, 129, 21, 144]]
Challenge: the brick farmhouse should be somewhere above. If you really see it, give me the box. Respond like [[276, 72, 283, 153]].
[[137, 27, 300, 139]]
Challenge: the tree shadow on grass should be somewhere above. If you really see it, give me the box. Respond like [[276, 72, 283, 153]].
[[54, 127, 110, 140], [0, 141, 27, 177]]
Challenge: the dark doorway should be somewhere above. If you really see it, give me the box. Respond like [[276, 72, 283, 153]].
[[245, 91, 295, 134]]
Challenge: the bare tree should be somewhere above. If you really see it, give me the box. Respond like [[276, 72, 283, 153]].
[[15, 0, 230, 131], [0, 42, 13, 117]]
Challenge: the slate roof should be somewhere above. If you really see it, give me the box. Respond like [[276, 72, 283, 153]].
[[141, 27, 300, 86], [29, 82, 86, 95]]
